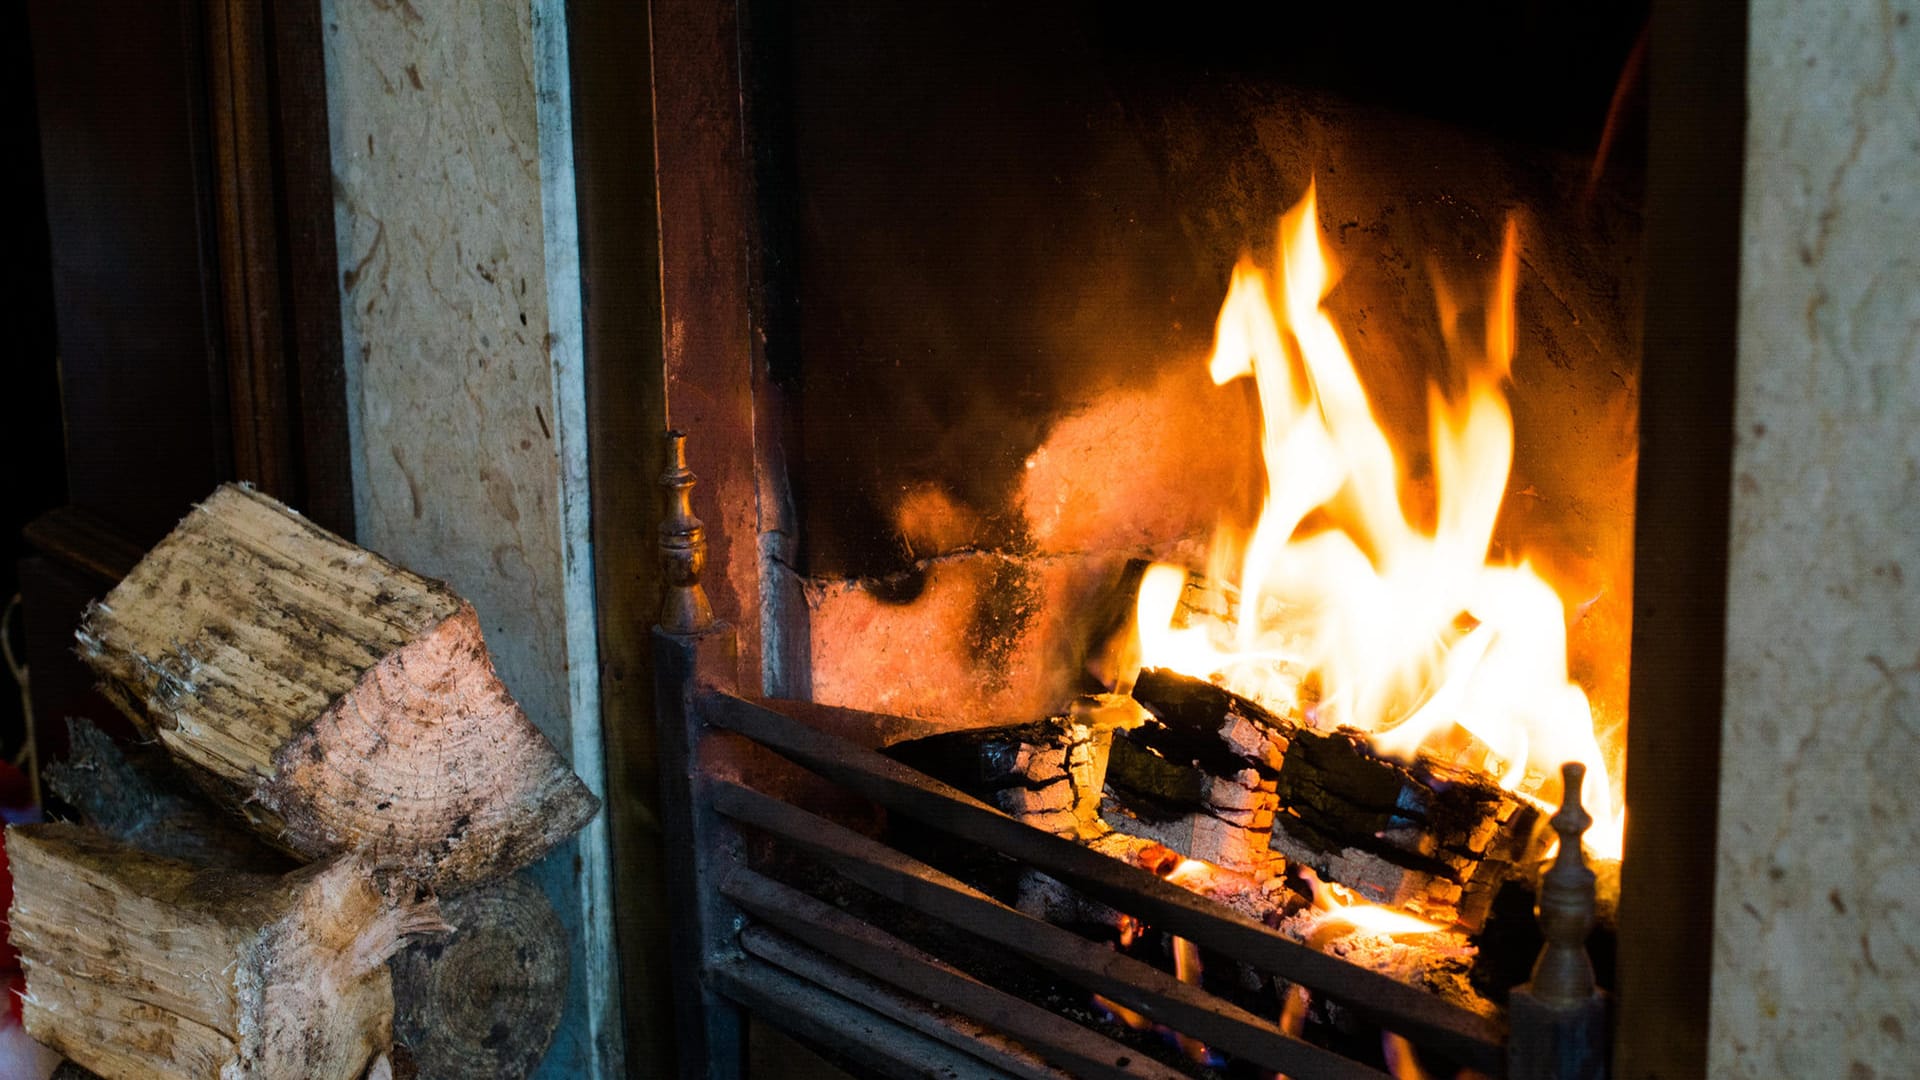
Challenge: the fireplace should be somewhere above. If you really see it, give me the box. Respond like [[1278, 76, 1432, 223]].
[[591, 2, 1744, 1077]]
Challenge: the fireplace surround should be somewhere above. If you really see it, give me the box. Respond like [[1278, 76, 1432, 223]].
[[568, 1, 1746, 1076]]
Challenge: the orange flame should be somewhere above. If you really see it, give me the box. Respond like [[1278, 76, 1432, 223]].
[[1297, 866, 1444, 938], [1133, 181, 1623, 858]]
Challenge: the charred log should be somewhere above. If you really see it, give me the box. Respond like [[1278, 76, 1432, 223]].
[[887, 702, 1123, 839], [1116, 668, 1544, 927], [1129, 666, 1289, 773]]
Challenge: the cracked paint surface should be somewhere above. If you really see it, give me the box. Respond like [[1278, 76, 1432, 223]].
[[1712, 3, 1920, 1076]]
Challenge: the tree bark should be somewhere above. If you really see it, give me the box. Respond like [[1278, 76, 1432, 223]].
[[42, 717, 288, 872]]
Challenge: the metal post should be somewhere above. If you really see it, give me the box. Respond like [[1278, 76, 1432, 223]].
[[1508, 762, 1609, 1079], [653, 430, 747, 1079]]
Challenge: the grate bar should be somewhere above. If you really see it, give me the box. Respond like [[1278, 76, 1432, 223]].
[[709, 956, 1022, 1080], [703, 689, 1507, 1074], [715, 780, 1392, 1080], [728, 868, 1186, 1080]]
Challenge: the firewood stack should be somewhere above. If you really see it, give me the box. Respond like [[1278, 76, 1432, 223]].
[[9, 485, 598, 1080]]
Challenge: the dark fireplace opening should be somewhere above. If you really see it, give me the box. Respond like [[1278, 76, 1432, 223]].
[[635, 2, 1727, 1078]]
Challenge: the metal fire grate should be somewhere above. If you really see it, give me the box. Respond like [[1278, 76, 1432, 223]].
[[652, 432, 1606, 1080]]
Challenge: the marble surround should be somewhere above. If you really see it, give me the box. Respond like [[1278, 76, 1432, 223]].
[[1710, 2, 1920, 1075]]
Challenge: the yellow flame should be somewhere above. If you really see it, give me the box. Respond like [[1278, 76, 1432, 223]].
[[1382, 1033, 1431, 1080], [1092, 993, 1152, 1032], [1135, 181, 1624, 858], [1297, 866, 1444, 937], [1170, 934, 1210, 1063]]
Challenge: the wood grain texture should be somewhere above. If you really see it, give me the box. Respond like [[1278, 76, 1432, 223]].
[[566, 0, 673, 1063], [76, 484, 598, 890], [8, 823, 442, 1080], [43, 717, 290, 872], [391, 875, 567, 1080]]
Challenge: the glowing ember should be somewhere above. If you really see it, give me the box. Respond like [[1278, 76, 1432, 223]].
[[1296, 866, 1444, 938], [1130, 181, 1625, 858]]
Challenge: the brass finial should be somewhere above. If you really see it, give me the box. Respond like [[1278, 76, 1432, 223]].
[[1529, 761, 1598, 1006], [659, 430, 714, 634]]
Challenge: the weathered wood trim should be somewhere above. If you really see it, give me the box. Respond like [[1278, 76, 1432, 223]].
[[528, 3, 623, 1073], [1615, 2, 1746, 1076], [203, 0, 354, 536], [21, 506, 144, 588], [563, 0, 675, 1068], [261, 0, 355, 538]]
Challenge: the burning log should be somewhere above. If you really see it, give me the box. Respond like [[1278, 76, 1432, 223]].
[[1268, 726, 1544, 928], [889, 700, 1123, 839], [1125, 667, 1543, 928], [1129, 666, 1291, 773], [7, 823, 445, 1080], [74, 484, 599, 891]]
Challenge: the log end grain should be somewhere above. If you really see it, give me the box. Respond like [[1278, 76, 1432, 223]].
[[390, 875, 567, 1080], [266, 601, 600, 891]]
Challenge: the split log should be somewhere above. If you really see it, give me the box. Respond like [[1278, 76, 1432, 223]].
[[57, 1052, 405, 1080], [75, 484, 599, 891], [8, 822, 445, 1080], [57, 1058, 407, 1080], [1270, 726, 1544, 927], [43, 717, 288, 872], [391, 875, 566, 1080]]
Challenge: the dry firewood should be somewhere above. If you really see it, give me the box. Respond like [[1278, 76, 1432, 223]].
[[57, 1058, 404, 1080], [8, 823, 446, 1080], [58, 1053, 403, 1080], [75, 484, 598, 891], [43, 717, 290, 872], [391, 875, 566, 1080]]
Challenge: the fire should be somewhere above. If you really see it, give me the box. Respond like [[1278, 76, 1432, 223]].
[[1132, 181, 1624, 858], [1295, 866, 1443, 938]]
